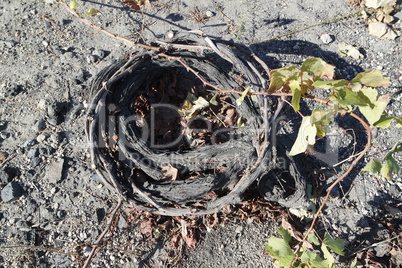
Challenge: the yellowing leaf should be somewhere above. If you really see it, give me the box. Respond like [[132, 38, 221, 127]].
[[209, 94, 218, 106], [321, 243, 335, 268], [268, 66, 300, 94], [180, 97, 209, 117], [69, 0, 78, 9], [236, 87, 249, 106], [357, 87, 390, 125], [338, 43, 363, 60], [289, 116, 317, 156], [351, 70, 390, 88], [84, 8, 100, 17], [301, 58, 335, 80], [290, 80, 301, 112]]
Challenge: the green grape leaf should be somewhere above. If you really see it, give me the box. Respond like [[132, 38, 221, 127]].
[[300, 250, 329, 268], [357, 87, 390, 125], [209, 93, 218, 106], [332, 88, 368, 106], [268, 66, 300, 93], [381, 156, 399, 180], [84, 8, 100, 17], [289, 116, 317, 156], [290, 80, 302, 112], [265, 227, 294, 268], [323, 233, 345, 256], [70, 0, 78, 9], [381, 141, 401, 180], [313, 78, 350, 89], [350, 257, 358, 268], [321, 243, 336, 268], [374, 113, 395, 128], [307, 233, 320, 246], [361, 159, 382, 177], [311, 108, 335, 127], [236, 87, 249, 106], [301, 58, 335, 80], [351, 70, 390, 88], [316, 125, 326, 138], [373, 113, 402, 128]]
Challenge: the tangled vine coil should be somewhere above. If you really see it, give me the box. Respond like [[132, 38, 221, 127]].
[[85, 31, 306, 216]]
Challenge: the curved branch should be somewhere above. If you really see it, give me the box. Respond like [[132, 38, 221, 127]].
[[291, 111, 372, 266]]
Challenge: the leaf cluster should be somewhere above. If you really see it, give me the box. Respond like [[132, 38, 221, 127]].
[[265, 227, 345, 268], [268, 58, 401, 180]]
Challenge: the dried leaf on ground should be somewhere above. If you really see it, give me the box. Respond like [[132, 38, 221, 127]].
[[281, 219, 313, 250], [338, 43, 363, 60], [161, 164, 179, 181], [365, 0, 396, 9], [139, 219, 154, 237], [368, 21, 399, 39], [181, 219, 197, 249], [123, 0, 152, 10]]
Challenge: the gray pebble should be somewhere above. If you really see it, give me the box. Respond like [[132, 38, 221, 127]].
[[47, 103, 58, 117], [51, 46, 63, 56], [93, 49, 106, 60], [75, 70, 86, 84], [86, 54, 96, 64], [1, 181, 22, 203], [27, 148, 39, 159], [31, 157, 41, 168], [23, 139, 38, 147], [25, 169, 35, 178], [1, 40, 17, 48], [0, 169, 10, 183], [91, 172, 102, 183], [4, 84, 21, 97], [36, 134, 47, 143], [47, 117, 58, 126], [68, 102, 84, 120], [34, 119, 47, 132], [56, 210, 65, 219], [44, 21, 52, 28]]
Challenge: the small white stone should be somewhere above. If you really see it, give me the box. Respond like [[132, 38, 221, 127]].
[[320, 34, 333, 44], [376, 65, 384, 70], [205, 11, 214, 18], [37, 134, 47, 143], [166, 31, 175, 39], [42, 40, 49, 47]]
